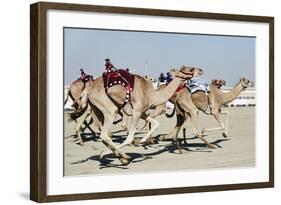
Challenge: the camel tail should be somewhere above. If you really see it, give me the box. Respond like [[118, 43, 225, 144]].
[[165, 106, 176, 118]]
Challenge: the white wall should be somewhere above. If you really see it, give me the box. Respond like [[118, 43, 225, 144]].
[[0, 0, 279, 204]]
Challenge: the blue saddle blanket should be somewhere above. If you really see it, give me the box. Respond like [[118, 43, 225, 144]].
[[187, 77, 209, 94]]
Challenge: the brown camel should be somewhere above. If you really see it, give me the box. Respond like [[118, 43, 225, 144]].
[[66, 79, 130, 145], [75, 66, 197, 164], [166, 77, 253, 153]]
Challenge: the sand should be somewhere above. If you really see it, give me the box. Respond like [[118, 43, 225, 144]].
[[64, 106, 255, 176]]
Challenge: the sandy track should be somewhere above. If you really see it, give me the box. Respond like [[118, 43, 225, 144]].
[[64, 107, 255, 176]]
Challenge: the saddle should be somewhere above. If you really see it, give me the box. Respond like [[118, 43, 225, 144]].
[[102, 69, 135, 104]]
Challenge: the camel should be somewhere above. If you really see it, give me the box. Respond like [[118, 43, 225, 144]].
[[71, 74, 157, 146], [65, 79, 103, 145], [165, 77, 253, 153], [191, 77, 253, 136], [72, 66, 200, 164]]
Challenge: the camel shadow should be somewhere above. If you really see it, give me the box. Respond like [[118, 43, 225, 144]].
[[70, 135, 230, 169], [156, 136, 230, 151], [71, 146, 175, 169], [166, 138, 230, 153]]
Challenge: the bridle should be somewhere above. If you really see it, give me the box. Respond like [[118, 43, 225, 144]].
[[175, 69, 194, 80]]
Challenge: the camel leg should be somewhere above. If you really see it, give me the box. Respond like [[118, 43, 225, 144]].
[[100, 110, 141, 158], [140, 115, 160, 144], [189, 110, 216, 149], [162, 112, 185, 141], [164, 107, 186, 153], [183, 116, 189, 145], [74, 109, 91, 145], [150, 103, 166, 118], [121, 114, 129, 133], [99, 111, 130, 164], [139, 104, 165, 132], [202, 111, 228, 136], [143, 104, 166, 142], [159, 103, 183, 141], [221, 111, 229, 138], [90, 104, 104, 131], [91, 112, 102, 131], [172, 115, 185, 154]]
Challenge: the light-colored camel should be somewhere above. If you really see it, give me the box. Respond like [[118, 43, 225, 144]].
[[75, 66, 196, 164], [163, 79, 226, 141], [167, 77, 253, 153], [66, 80, 104, 145], [191, 77, 253, 136]]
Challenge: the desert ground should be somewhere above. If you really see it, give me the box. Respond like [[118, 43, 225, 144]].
[[64, 106, 255, 176]]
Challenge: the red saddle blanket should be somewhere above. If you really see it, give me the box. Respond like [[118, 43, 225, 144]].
[[102, 69, 135, 102]]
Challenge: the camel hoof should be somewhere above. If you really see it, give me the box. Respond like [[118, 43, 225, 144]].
[[75, 140, 84, 146], [208, 144, 216, 149], [100, 151, 106, 159], [122, 153, 131, 160], [119, 157, 130, 165], [222, 132, 228, 138], [159, 134, 168, 141], [146, 138, 155, 144], [132, 138, 141, 146]]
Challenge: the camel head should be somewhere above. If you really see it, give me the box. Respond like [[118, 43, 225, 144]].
[[212, 79, 226, 88], [239, 77, 254, 88], [189, 66, 204, 77], [174, 65, 202, 80]]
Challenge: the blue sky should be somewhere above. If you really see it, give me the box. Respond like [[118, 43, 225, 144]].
[[64, 28, 255, 86]]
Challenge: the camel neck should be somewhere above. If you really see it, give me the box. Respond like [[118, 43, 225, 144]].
[[222, 82, 244, 104], [149, 77, 182, 107]]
